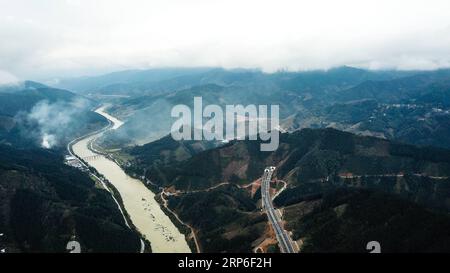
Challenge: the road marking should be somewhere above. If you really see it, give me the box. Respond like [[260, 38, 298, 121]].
[[261, 167, 295, 253]]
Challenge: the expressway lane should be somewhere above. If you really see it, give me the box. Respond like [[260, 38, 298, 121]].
[[261, 167, 296, 253]]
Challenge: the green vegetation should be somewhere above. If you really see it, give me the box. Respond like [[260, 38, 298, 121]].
[[127, 127, 450, 252], [130, 128, 450, 195], [86, 67, 450, 150], [284, 188, 450, 252], [0, 144, 141, 252], [167, 184, 266, 253], [0, 81, 108, 148], [7, 68, 448, 252]]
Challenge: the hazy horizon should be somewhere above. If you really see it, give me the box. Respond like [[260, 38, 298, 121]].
[[2, 0, 450, 83], [4, 65, 450, 86]]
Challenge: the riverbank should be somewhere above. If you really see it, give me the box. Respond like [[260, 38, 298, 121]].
[[67, 112, 148, 253], [70, 106, 191, 253]]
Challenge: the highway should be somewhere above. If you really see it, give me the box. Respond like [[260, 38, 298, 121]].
[[261, 167, 296, 253]]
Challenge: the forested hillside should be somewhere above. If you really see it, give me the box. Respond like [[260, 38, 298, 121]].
[[0, 145, 141, 252]]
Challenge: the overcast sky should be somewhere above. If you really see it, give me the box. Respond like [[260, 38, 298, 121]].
[[1, 0, 450, 83]]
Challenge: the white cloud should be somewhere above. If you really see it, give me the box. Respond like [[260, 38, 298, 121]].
[[1, 0, 450, 79], [0, 70, 19, 85]]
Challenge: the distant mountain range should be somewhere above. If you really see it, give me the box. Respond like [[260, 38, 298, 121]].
[[55, 66, 450, 149], [54, 67, 229, 96], [54, 66, 412, 96], [3, 66, 450, 252]]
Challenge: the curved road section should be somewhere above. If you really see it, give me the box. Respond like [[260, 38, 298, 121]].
[[261, 167, 296, 253]]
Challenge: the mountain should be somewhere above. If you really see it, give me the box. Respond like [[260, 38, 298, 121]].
[[0, 81, 143, 253], [283, 188, 450, 252], [309, 70, 450, 148], [89, 67, 402, 145], [280, 69, 450, 148], [334, 69, 450, 104], [125, 133, 220, 166], [274, 66, 412, 97], [0, 81, 78, 117], [22, 66, 450, 252], [0, 144, 141, 252], [75, 67, 450, 150], [125, 128, 450, 252], [55, 67, 230, 96], [133, 129, 450, 202], [321, 99, 450, 149], [167, 184, 266, 253], [0, 81, 107, 149], [55, 66, 408, 97]]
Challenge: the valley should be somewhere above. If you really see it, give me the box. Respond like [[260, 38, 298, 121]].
[[3, 0, 450, 262], [2, 67, 450, 253], [70, 107, 191, 253], [116, 126, 450, 252]]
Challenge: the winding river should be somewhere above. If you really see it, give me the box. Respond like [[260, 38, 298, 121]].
[[71, 107, 191, 253]]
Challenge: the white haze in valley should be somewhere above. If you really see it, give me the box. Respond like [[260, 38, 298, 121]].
[[15, 98, 91, 149]]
